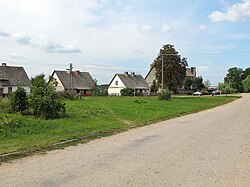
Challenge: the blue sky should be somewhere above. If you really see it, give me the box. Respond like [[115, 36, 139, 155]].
[[0, 0, 250, 85]]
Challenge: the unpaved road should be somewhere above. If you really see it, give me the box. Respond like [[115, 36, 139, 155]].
[[0, 94, 250, 187]]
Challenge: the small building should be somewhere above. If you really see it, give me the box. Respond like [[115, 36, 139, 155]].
[[0, 63, 30, 97], [145, 65, 196, 88], [108, 72, 150, 96], [52, 70, 96, 96]]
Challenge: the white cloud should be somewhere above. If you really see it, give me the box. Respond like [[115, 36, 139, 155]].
[[161, 24, 172, 33], [13, 33, 32, 45], [139, 25, 152, 33], [0, 29, 10, 37], [4, 32, 81, 53], [209, 0, 250, 22]]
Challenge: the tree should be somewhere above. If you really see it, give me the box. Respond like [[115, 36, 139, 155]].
[[30, 74, 65, 119], [183, 77, 193, 91], [204, 79, 211, 88], [242, 75, 250, 92], [218, 82, 236, 96], [150, 79, 158, 92], [193, 76, 205, 91], [11, 87, 28, 113], [224, 67, 244, 92], [242, 67, 250, 80], [154, 44, 188, 92]]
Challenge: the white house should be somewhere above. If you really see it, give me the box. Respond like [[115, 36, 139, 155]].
[[0, 63, 30, 97], [52, 70, 96, 96], [108, 72, 150, 96]]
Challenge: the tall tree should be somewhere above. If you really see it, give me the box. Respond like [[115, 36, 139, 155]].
[[193, 76, 205, 91], [203, 79, 211, 88], [218, 82, 236, 96], [224, 67, 243, 92], [242, 67, 250, 80], [154, 44, 188, 92], [183, 77, 193, 91], [150, 79, 158, 92], [242, 75, 250, 92]]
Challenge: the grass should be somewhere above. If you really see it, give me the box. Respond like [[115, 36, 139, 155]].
[[0, 96, 240, 161]]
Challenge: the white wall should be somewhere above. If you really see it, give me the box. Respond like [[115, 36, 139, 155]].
[[108, 75, 126, 96], [3, 86, 30, 94], [145, 67, 156, 87], [53, 73, 65, 92]]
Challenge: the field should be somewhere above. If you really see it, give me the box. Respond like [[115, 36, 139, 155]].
[[0, 96, 239, 159]]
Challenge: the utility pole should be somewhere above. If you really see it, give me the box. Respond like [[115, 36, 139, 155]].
[[67, 63, 73, 91], [161, 55, 164, 91]]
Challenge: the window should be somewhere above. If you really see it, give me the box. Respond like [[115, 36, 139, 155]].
[[115, 81, 118, 86]]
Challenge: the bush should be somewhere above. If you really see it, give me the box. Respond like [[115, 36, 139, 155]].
[[120, 88, 133, 96], [0, 98, 11, 113], [57, 91, 77, 100], [11, 87, 28, 113], [158, 89, 171, 100], [0, 114, 23, 137], [29, 74, 66, 119], [0, 115, 22, 129]]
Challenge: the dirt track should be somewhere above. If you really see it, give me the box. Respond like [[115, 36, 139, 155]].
[[0, 94, 249, 187]]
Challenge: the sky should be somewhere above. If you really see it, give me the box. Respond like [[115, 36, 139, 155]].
[[0, 0, 250, 85]]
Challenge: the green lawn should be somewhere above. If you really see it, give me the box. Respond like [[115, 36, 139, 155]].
[[0, 96, 239, 157]]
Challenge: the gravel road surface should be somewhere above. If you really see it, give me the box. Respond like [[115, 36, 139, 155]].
[[0, 94, 249, 187]]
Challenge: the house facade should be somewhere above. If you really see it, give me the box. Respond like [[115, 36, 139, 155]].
[[0, 63, 30, 97], [145, 64, 196, 88], [108, 72, 150, 96], [52, 70, 95, 96]]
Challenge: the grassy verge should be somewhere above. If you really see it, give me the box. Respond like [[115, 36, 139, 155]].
[[0, 96, 240, 162]]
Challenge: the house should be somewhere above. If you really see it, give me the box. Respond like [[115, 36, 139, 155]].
[[145, 64, 196, 88], [108, 72, 150, 96], [0, 63, 30, 97], [52, 70, 96, 96]]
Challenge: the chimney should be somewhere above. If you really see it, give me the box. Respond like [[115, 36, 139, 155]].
[[191, 67, 196, 78], [124, 72, 128, 76], [1, 63, 7, 66], [75, 70, 80, 75]]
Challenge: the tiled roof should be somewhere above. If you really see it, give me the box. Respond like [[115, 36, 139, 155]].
[[117, 73, 150, 89], [0, 66, 30, 86], [53, 70, 95, 89]]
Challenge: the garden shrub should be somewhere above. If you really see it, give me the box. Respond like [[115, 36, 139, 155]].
[[120, 88, 133, 96], [29, 74, 66, 119], [0, 98, 11, 113], [158, 89, 171, 100], [57, 91, 77, 100], [11, 87, 28, 113]]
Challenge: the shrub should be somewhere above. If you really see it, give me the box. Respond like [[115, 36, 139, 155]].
[[158, 89, 171, 100], [11, 87, 28, 113], [29, 74, 66, 119], [0, 115, 23, 137], [0, 115, 21, 129], [0, 98, 11, 113], [120, 88, 133, 96], [57, 91, 77, 100]]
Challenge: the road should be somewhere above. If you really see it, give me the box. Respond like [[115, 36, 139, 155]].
[[0, 94, 249, 187]]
